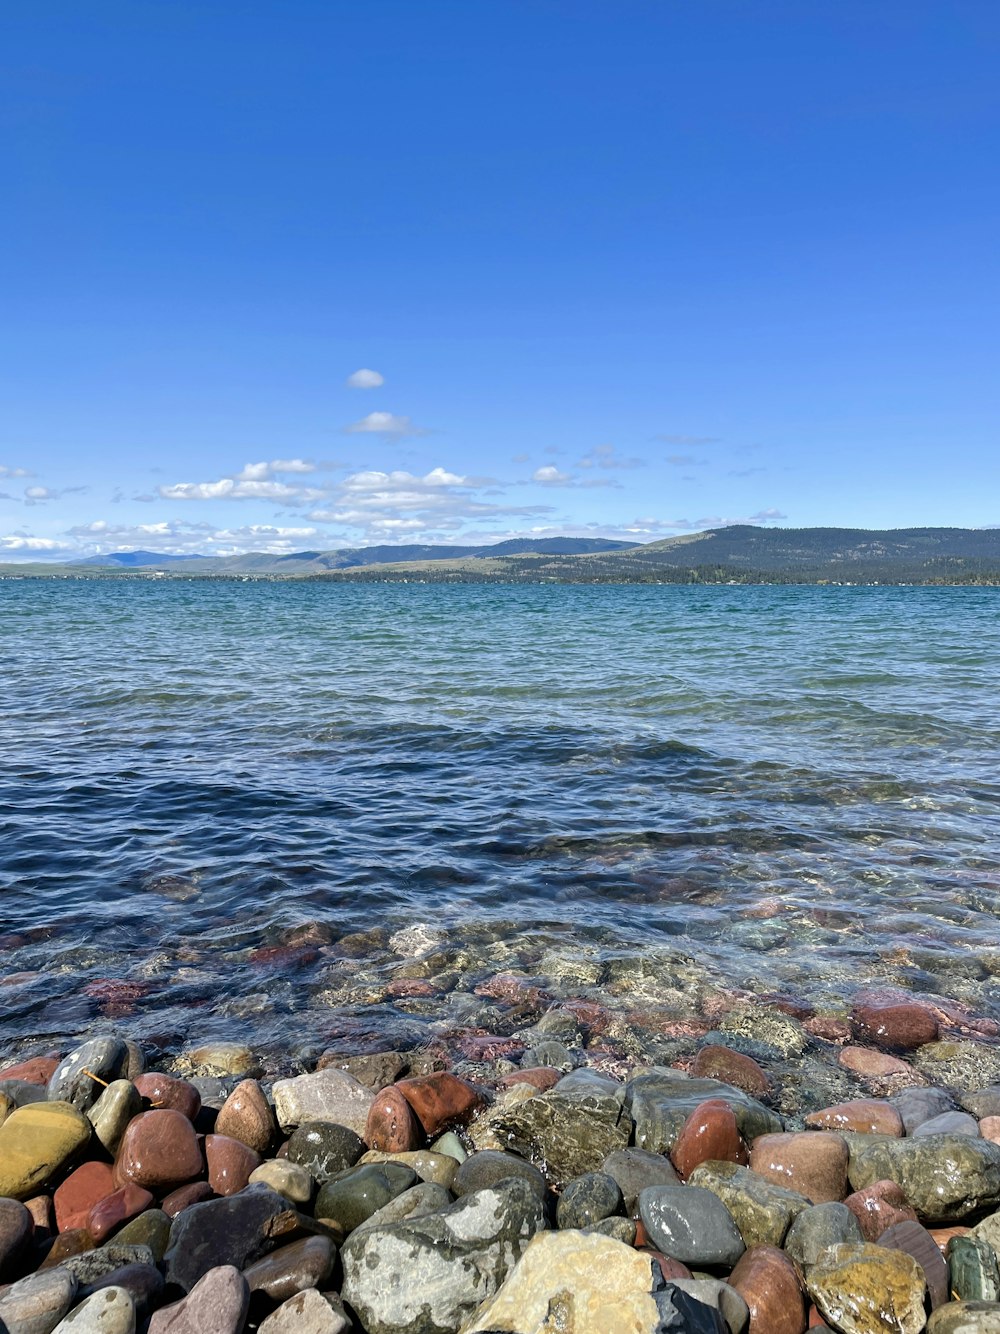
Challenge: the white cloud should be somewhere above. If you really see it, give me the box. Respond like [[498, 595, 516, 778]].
[[158, 472, 325, 504], [64, 519, 326, 557], [0, 465, 32, 479], [343, 411, 425, 437], [533, 466, 572, 484], [0, 534, 64, 552], [25, 486, 53, 500], [346, 368, 385, 389]]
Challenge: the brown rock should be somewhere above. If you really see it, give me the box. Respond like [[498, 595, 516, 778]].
[[114, 1108, 204, 1192], [242, 1234, 335, 1301], [843, 1179, 918, 1241], [37, 1227, 94, 1268], [730, 1243, 806, 1334], [0, 1055, 60, 1085], [396, 1072, 486, 1135], [804, 1100, 904, 1136], [852, 1003, 940, 1052], [161, 1181, 214, 1218], [23, 1195, 53, 1244], [880, 1218, 948, 1308], [53, 1161, 115, 1232], [365, 1087, 423, 1153], [837, 1046, 916, 1079], [749, 1131, 849, 1203], [204, 1134, 262, 1196], [670, 1099, 748, 1180], [88, 1183, 154, 1242], [928, 1225, 969, 1249], [134, 1073, 202, 1122], [803, 1017, 853, 1043], [691, 1045, 770, 1098], [638, 1248, 693, 1282], [498, 1067, 561, 1093], [214, 1079, 277, 1154]]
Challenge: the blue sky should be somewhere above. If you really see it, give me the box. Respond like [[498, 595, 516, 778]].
[[2, 1, 999, 558]]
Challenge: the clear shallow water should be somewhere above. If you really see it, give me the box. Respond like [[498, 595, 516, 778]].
[[2, 580, 1000, 1070]]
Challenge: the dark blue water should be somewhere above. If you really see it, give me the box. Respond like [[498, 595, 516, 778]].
[[2, 580, 999, 1070]]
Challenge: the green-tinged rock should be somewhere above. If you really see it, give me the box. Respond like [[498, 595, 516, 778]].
[[285, 1121, 365, 1183], [0, 1101, 91, 1199], [357, 1150, 458, 1189], [179, 1042, 258, 1077], [928, 1303, 1000, 1333], [315, 1163, 417, 1234], [452, 1150, 546, 1201], [429, 1131, 466, 1163], [949, 1235, 1000, 1303], [716, 1004, 807, 1058], [784, 1202, 864, 1269], [602, 1147, 679, 1215], [87, 1080, 141, 1156], [249, 1159, 314, 1205], [556, 1172, 623, 1229], [51, 1285, 136, 1333], [849, 1134, 1000, 1223], [625, 1073, 781, 1155], [586, 1216, 637, 1244], [490, 1087, 631, 1186], [350, 1182, 453, 1240], [806, 1242, 926, 1334], [687, 1161, 809, 1247], [112, 1210, 171, 1264], [915, 1041, 1000, 1092]]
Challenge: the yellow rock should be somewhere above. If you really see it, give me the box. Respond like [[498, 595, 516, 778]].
[[0, 1092, 12, 1126], [358, 1149, 458, 1189], [0, 1101, 91, 1199], [807, 1242, 926, 1334], [462, 1231, 660, 1334]]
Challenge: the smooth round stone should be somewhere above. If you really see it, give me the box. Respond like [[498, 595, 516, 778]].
[[949, 1234, 1000, 1303], [691, 1045, 770, 1099], [849, 1135, 1000, 1223], [638, 1185, 745, 1268], [181, 1043, 257, 1077], [0, 1196, 32, 1279], [258, 1288, 351, 1333], [113, 1109, 204, 1192], [671, 1098, 748, 1179], [498, 1067, 561, 1093], [350, 1181, 454, 1239], [285, 1121, 365, 1182], [429, 1131, 467, 1163], [913, 1111, 981, 1138], [891, 1087, 956, 1134], [602, 1148, 680, 1216], [248, 1159, 313, 1205], [843, 1180, 918, 1241], [242, 1235, 335, 1301], [0, 1268, 77, 1334], [881, 1218, 949, 1309], [77, 1263, 164, 1320], [204, 1134, 261, 1196], [147, 1263, 250, 1333], [358, 1149, 459, 1189], [113, 1210, 171, 1263], [395, 1073, 486, 1136], [214, 1080, 276, 1154], [0, 1055, 60, 1085], [586, 1216, 636, 1244], [47, 1039, 130, 1113], [980, 1117, 1000, 1146], [161, 1182, 214, 1218], [556, 1172, 623, 1229], [89, 1185, 154, 1243], [839, 1047, 915, 1080], [806, 1242, 926, 1334], [852, 1003, 940, 1052], [25, 1193, 55, 1240], [961, 1088, 1000, 1120], [314, 1162, 417, 1233], [133, 1074, 201, 1123], [453, 1150, 547, 1201], [0, 1091, 12, 1127], [364, 1087, 422, 1153], [784, 1202, 864, 1268], [928, 1304, 1000, 1334], [729, 1243, 805, 1334], [55, 1162, 116, 1232], [272, 1069, 374, 1137], [50, 1285, 135, 1333], [87, 1081, 142, 1156], [749, 1131, 849, 1204], [687, 1162, 810, 1249], [804, 1100, 903, 1137], [0, 1101, 92, 1199]]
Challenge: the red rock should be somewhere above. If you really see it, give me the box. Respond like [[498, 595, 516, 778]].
[[690, 1045, 770, 1099], [637, 1248, 692, 1282], [37, 1228, 94, 1269], [980, 1116, 1000, 1145], [843, 1179, 918, 1241], [880, 1218, 948, 1308], [134, 1072, 202, 1122], [749, 1132, 848, 1204], [0, 1055, 60, 1085], [929, 1225, 969, 1250], [204, 1134, 261, 1196], [803, 1099, 903, 1136], [397, 1072, 486, 1135], [365, 1087, 423, 1153], [803, 1017, 853, 1043], [82, 978, 153, 1017], [473, 974, 548, 1006], [88, 1184, 154, 1242], [247, 943, 319, 969], [729, 1243, 806, 1334], [456, 1034, 525, 1061], [385, 978, 440, 998], [113, 1108, 204, 1192], [670, 1099, 748, 1179], [161, 1181, 214, 1217], [498, 1067, 561, 1092], [561, 999, 610, 1035], [214, 1079, 276, 1154], [852, 1003, 939, 1051], [837, 1047, 915, 1078], [54, 1162, 116, 1233]]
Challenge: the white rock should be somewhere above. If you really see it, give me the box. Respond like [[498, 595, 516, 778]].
[[389, 923, 443, 956], [272, 1068, 375, 1135], [0, 1269, 78, 1334], [52, 1286, 136, 1334], [258, 1288, 352, 1333]]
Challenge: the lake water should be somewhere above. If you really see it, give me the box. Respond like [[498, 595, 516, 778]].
[[2, 580, 999, 1074]]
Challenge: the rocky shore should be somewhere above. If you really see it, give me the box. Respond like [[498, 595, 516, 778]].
[[4, 995, 1000, 1332]]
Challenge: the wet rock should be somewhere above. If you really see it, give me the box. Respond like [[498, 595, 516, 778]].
[[37, 1231, 96, 1271], [728, 1244, 805, 1334], [285, 1121, 365, 1182], [913, 1110, 981, 1137], [88, 1185, 154, 1243], [881, 1217, 949, 1309], [214, 1079, 276, 1154], [843, 1179, 919, 1241], [490, 1085, 631, 1186], [928, 1305, 1000, 1333], [147, 1264, 249, 1333], [687, 1162, 810, 1247], [668, 1279, 750, 1334], [315, 1050, 409, 1090], [949, 1234, 1000, 1302], [133, 1074, 200, 1123], [655, 1284, 729, 1332], [0, 1196, 33, 1279], [314, 1162, 417, 1233], [602, 1147, 680, 1216], [87, 1082, 142, 1157], [350, 1182, 454, 1240], [257, 1288, 352, 1334], [395, 1073, 485, 1136], [160, 1182, 213, 1218], [248, 1159, 313, 1205], [55, 1163, 116, 1233], [519, 1040, 580, 1072], [204, 1134, 261, 1196], [916, 1041, 1000, 1092], [748, 1131, 849, 1204], [242, 1234, 335, 1301], [112, 1210, 171, 1263], [0, 1268, 78, 1334], [839, 1047, 918, 1082], [272, 1069, 374, 1136], [113, 1110, 203, 1193], [804, 1100, 903, 1136], [627, 1072, 781, 1155], [452, 1150, 547, 1201], [555, 1172, 622, 1228], [0, 1102, 92, 1199], [718, 1006, 807, 1059], [691, 1046, 770, 1099], [47, 1040, 130, 1113], [50, 1286, 135, 1333], [960, 1088, 1000, 1120], [671, 1099, 748, 1179], [162, 1185, 291, 1292], [365, 1087, 423, 1153], [0, 1056, 60, 1085], [498, 1067, 561, 1093], [849, 1134, 1000, 1222], [358, 1149, 459, 1189], [463, 1230, 660, 1333], [852, 1002, 940, 1051], [638, 1184, 745, 1268], [784, 1202, 864, 1268], [181, 1043, 257, 1078], [891, 1086, 956, 1134], [340, 1178, 545, 1334], [806, 1242, 926, 1333]]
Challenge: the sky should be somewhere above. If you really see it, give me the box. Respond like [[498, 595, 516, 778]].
[[2, 1, 999, 559]]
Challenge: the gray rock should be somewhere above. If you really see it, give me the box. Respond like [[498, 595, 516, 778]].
[[490, 1087, 631, 1186], [961, 1088, 1000, 1120], [784, 1202, 864, 1269], [315, 1163, 417, 1234], [585, 1216, 636, 1244], [341, 1178, 545, 1334], [656, 1284, 728, 1333], [242, 1235, 335, 1302], [556, 1172, 623, 1229], [949, 1235, 1000, 1303], [849, 1134, 1000, 1222], [285, 1121, 365, 1183], [518, 1040, 581, 1071], [47, 1040, 129, 1114], [272, 1068, 374, 1136], [350, 1182, 453, 1239], [891, 1085, 956, 1134], [163, 1186, 291, 1293], [452, 1150, 547, 1201], [0, 1079, 49, 1106], [913, 1111, 981, 1137], [639, 1185, 745, 1269], [915, 1041, 1000, 1092], [60, 1248, 155, 1287], [554, 1068, 622, 1097], [257, 1289, 352, 1334], [147, 1265, 249, 1334], [929, 1301, 1000, 1332], [686, 1162, 809, 1247], [87, 1081, 142, 1156], [602, 1147, 679, 1215], [77, 1264, 164, 1321], [50, 1286, 135, 1333], [0, 1196, 33, 1280], [0, 1268, 78, 1334], [625, 1072, 781, 1155], [668, 1279, 750, 1334]]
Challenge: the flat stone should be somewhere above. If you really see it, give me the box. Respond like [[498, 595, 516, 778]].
[[691, 1046, 770, 1099], [784, 1202, 864, 1268], [843, 1179, 919, 1241], [556, 1172, 622, 1229], [88, 1185, 154, 1243], [728, 1244, 805, 1334], [0, 1196, 33, 1279], [257, 1288, 352, 1334], [181, 1043, 257, 1077], [687, 1161, 810, 1247], [162, 1185, 291, 1292], [315, 1050, 409, 1090], [949, 1234, 1000, 1302], [87, 1082, 142, 1157], [929, 1303, 1000, 1333], [395, 1073, 486, 1136], [242, 1234, 335, 1301], [840, 1048, 916, 1080], [113, 1110, 203, 1193], [881, 1218, 949, 1309], [55, 1163, 116, 1232], [147, 1264, 249, 1333], [133, 1074, 200, 1123], [272, 1069, 374, 1136], [50, 1285, 136, 1333], [806, 1242, 926, 1333], [490, 1087, 631, 1187], [0, 1268, 78, 1334], [671, 1100, 748, 1179], [804, 1100, 903, 1136], [47, 1040, 130, 1113], [852, 1002, 940, 1051], [61, 1245, 156, 1286], [891, 1086, 956, 1134], [365, 1087, 423, 1153], [915, 1041, 1000, 1092], [602, 1148, 680, 1216], [913, 1111, 981, 1137], [0, 1056, 60, 1085], [960, 1088, 1000, 1120], [638, 1185, 745, 1269], [749, 1131, 849, 1204], [464, 1230, 661, 1333], [452, 1150, 547, 1201], [0, 1101, 92, 1199], [204, 1134, 261, 1195], [849, 1134, 1000, 1222], [315, 1162, 417, 1233], [498, 1067, 561, 1093], [248, 1159, 313, 1205], [214, 1080, 276, 1154], [285, 1120, 365, 1182]]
